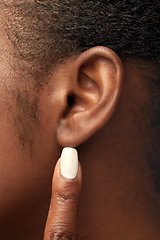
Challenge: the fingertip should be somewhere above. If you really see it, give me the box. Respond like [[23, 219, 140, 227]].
[[52, 148, 82, 190], [60, 147, 79, 180]]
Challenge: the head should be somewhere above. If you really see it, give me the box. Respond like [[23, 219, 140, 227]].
[[0, 0, 160, 238]]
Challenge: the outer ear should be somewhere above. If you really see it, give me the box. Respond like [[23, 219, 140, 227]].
[[57, 46, 124, 147]]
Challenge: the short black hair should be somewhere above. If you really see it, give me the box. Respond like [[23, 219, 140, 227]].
[[3, 0, 160, 77]]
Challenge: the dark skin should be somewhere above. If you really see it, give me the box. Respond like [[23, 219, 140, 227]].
[[0, 11, 160, 239]]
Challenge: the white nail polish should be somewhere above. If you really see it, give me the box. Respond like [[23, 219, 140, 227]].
[[60, 147, 78, 179]]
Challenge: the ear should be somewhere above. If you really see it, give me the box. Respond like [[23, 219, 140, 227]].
[[56, 46, 124, 147]]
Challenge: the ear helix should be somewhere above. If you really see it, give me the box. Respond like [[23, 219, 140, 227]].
[[56, 46, 124, 147]]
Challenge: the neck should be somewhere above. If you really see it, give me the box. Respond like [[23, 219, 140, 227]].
[[77, 129, 160, 240]]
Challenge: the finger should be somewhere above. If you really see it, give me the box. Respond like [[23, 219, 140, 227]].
[[44, 147, 82, 240]]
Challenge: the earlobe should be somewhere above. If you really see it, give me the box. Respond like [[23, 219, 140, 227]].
[[57, 46, 124, 147]]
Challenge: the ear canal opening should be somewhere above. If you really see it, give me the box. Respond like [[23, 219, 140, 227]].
[[67, 95, 75, 107], [63, 95, 75, 118]]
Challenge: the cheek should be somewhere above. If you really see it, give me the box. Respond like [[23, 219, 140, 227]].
[[0, 89, 61, 223], [0, 115, 61, 224]]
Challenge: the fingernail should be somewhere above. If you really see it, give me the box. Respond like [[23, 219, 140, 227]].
[[60, 147, 78, 179]]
